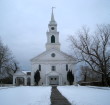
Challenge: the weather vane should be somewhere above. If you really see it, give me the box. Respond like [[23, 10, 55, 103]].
[[52, 7, 56, 12]]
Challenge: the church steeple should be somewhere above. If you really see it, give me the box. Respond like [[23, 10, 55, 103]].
[[46, 8, 60, 51]]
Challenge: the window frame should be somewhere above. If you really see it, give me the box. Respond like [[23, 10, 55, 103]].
[[39, 65, 41, 71], [51, 35, 55, 43], [51, 66, 56, 71], [66, 64, 68, 71]]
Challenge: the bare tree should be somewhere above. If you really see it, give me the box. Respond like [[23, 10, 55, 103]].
[[5, 60, 19, 77], [69, 25, 110, 86], [0, 38, 19, 83]]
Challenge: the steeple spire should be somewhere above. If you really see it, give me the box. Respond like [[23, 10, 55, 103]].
[[49, 7, 57, 25], [51, 7, 55, 21]]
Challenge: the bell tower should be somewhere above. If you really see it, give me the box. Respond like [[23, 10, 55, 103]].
[[46, 7, 61, 51]]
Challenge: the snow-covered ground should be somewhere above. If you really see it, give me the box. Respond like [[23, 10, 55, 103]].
[[58, 86, 110, 105], [0, 86, 51, 105]]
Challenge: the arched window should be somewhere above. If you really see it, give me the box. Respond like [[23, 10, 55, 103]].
[[39, 65, 41, 71], [51, 35, 55, 43]]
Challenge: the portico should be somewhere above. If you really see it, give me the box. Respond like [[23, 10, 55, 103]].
[[13, 70, 31, 86], [46, 71, 62, 85]]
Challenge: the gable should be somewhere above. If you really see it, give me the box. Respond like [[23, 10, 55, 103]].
[[31, 49, 75, 62], [14, 70, 26, 76]]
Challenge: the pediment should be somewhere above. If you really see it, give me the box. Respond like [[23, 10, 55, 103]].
[[46, 71, 61, 76], [31, 49, 75, 62], [14, 70, 26, 76]]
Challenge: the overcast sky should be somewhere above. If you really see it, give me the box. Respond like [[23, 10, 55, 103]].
[[0, 0, 110, 71]]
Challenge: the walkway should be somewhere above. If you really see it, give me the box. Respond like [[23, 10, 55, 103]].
[[51, 86, 71, 105]]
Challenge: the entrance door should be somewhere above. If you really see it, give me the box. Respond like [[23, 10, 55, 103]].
[[16, 77, 24, 86], [49, 76, 59, 85]]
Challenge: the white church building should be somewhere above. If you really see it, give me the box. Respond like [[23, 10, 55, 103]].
[[13, 9, 76, 86]]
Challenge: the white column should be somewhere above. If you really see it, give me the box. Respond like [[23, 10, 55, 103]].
[[31, 63, 35, 86], [13, 76, 15, 86], [31, 71, 34, 86], [24, 76, 27, 86], [46, 75, 48, 85]]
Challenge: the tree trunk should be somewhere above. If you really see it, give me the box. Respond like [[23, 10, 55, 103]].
[[36, 82, 38, 86], [70, 82, 72, 85], [102, 74, 105, 86], [102, 74, 109, 86]]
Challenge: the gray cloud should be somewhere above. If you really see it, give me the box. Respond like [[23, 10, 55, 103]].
[[0, 0, 110, 70]]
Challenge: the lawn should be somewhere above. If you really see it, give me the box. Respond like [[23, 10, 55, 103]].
[[0, 86, 51, 105], [0, 85, 110, 105], [58, 86, 110, 105]]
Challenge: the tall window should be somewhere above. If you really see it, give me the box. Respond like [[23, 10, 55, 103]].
[[39, 65, 41, 71], [51, 35, 55, 43], [66, 64, 68, 71], [51, 66, 56, 71]]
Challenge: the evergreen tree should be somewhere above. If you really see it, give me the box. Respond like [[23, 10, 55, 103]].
[[67, 70, 74, 85], [67, 70, 70, 82], [34, 70, 41, 85], [70, 70, 74, 85]]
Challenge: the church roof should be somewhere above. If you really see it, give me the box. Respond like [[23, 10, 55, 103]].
[[22, 71, 31, 75]]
